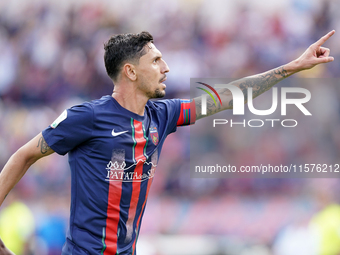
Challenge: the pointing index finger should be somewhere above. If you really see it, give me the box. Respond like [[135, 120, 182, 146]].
[[315, 30, 335, 46]]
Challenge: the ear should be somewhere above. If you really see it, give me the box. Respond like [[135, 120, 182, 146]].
[[123, 63, 137, 81]]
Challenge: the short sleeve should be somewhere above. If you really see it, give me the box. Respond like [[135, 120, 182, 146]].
[[42, 103, 94, 155], [152, 99, 196, 137], [176, 99, 196, 126]]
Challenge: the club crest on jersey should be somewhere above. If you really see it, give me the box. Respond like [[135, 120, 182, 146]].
[[149, 127, 159, 145]]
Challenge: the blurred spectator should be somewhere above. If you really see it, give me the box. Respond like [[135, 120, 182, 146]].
[[0, 191, 35, 255]]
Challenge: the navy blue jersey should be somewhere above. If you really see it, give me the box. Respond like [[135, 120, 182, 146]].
[[42, 96, 195, 255]]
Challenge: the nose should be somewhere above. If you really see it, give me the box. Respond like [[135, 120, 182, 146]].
[[161, 59, 170, 73]]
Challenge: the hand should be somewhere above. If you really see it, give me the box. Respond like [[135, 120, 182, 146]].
[[294, 30, 335, 71], [0, 238, 15, 255]]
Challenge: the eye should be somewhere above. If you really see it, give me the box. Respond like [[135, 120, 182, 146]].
[[153, 57, 161, 63]]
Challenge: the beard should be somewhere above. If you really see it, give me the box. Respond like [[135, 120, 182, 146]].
[[139, 75, 166, 99], [152, 88, 165, 98], [142, 83, 166, 99]]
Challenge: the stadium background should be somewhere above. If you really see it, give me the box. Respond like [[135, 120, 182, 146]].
[[1, 0, 340, 254]]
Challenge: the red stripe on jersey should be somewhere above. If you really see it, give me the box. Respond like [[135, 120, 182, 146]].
[[125, 120, 147, 244], [104, 178, 123, 254], [132, 176, 153, 254], [177, 99, 196, 126]]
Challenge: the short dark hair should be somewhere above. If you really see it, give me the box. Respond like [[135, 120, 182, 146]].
[[104, 31, 154, 81]]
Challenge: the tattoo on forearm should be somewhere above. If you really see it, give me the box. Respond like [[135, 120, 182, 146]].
[[196, 66, 289, 119], [220, 66, 289, 101], [37, 136, 50, 154], [229, 99, 233, 108], [206, 98, 218, 116], [275, 66, 288, 77], [221, 66, 289, 101], [195, 99, 202, 119]]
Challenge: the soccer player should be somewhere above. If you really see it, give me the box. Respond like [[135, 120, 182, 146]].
[[0, 30, 335, 255]]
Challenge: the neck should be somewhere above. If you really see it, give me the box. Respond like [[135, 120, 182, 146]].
[[111, 90, 148, 116]]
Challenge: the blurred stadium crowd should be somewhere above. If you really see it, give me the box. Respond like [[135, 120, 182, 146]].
[[1, 0, 340, 254]]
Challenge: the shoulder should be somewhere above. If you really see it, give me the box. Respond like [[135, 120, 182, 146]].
[[72, 95, 114, 117], [87, 95, 114, 109], [62, 96, 113, 123], [147, 99, 181, 110]]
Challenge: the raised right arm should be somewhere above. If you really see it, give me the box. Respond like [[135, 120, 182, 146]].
[[0, 132, 54, 207], [194, 30, 335, 120]]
